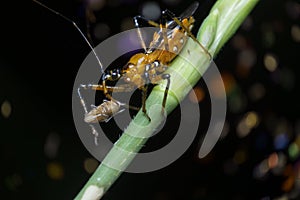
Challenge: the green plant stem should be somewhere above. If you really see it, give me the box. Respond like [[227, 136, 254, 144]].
[[75, 0, 259, 199]]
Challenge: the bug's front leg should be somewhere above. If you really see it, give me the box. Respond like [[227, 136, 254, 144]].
[[78, 83, 140, 118], [151, 72, 171, 115], [140, 68, 152, 121], [161, 73, 171, 111], [77, 84, 101, 145], [140, 84, 151, 122]]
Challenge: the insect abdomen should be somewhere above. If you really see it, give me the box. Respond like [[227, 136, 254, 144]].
[[84, 101, 120, 123]]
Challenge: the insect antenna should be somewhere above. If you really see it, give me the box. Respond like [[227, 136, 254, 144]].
[[33, 0, 104, 145], [32, 0, 104, 74]]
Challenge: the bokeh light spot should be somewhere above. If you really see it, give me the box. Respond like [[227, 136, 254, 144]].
[[237, 48, 256, 69], [228, 92, 247, 113], [1, 100, 12, 118], [271, 153, 287, 175], [233, 149, 247, 165], [245, 111, 259, 129], [253, 160, 269, 179], [237, 112, 259, 138], [94, 23, 110, 40], [248, 83, 266, 101], [47, 162, 64, 180], [285, 1, 300, 19], [141, 2, 161, 21], [231, 34, 247, 50], [268, 153, 278, 169], [221, 72, 236, 95], [291, 25, 300, 42], [264, 53, 278, 72], [288, 142, 300, 160], [283, 164, 293, 177], [236, 120, 250, 138], [274, 133, 289, 150], [261, 24, 276, 48], [87, 0, 106, 11], [189, 86, 205, 103], [84, 158, 99, 174], [282, 175, 295, 192], [44, 132, 61, 159], [120, 17, 135, 31]]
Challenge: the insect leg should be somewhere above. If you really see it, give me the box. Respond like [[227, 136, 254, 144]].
[[80, 83, 140, 111], [78, 84, 90, 114], [90, 124, 99, 145], [162, 9, 212, 60], [101, 78, 114, 101], [100, 75, 126, 106], [161, 73, 171, 111], [140, 65, 152, 121], [141, 84, 151, 121], [152, 73, 171, 114], [133, 16, 160, 52], [160, 13, 169, 52], [77, 84, 100, 145], [133, 16, 160, 27], [103, 108, 126, 123]]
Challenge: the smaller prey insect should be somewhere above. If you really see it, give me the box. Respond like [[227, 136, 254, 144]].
[[83, 99, 125, 145], [83, 100, 125, 124], [33, 0, 211, 144]]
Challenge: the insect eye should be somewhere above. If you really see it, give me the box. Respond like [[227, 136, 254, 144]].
[[111, 70, 120, 80]]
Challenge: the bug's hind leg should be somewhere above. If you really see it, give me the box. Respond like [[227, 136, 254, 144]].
[[162, 9, 212, 60], [133, 15, 160, 27], [133, 15, 160, 52], [160, 11, 170, 52]]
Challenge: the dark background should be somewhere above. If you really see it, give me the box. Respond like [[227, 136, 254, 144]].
[[1, 0, 300, 199]]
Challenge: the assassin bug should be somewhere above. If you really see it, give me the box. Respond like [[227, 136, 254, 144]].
[[78, 1, 211, 118], [33, 0, 211, 144]]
